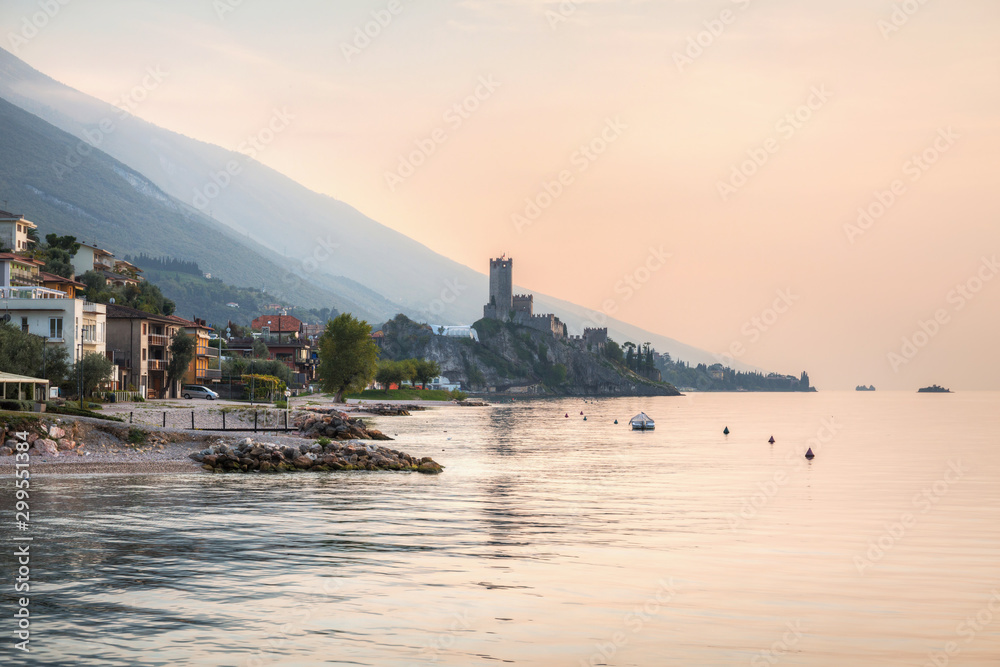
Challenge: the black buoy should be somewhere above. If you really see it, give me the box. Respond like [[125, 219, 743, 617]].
[[805, 447, 815, 460], [768, 436, 775, 444], [583, 416, 587, 421], [723, 426, 730, 435]]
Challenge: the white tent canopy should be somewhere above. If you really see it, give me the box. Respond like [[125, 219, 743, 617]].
[[0, 371, 50, 403]]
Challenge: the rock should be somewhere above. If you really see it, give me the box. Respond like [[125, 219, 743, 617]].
[[417, 460, 444, 474], [259, 461, 274, 472], [48, 426, 66, 439], [189, 452, 205, 462], [202, 454, 218, 466], [4, 438, 19, 449], [27, 433, 39, 444], [0, 447, 13, 457], [56, 438, 76, 451], [35, 439, 59, 456], [292, 455, 314, 469]]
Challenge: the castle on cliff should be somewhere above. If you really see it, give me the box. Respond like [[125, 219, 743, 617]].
[[483, 255, 607, 350]]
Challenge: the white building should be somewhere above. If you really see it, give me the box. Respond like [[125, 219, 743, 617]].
[[0, 210, 37, 252], [430, 324, 480, 342], [431, 375, 462, 391], [1, 253, 106, 364], [71, 242, 115, 278]]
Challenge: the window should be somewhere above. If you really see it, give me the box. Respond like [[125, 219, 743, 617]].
[[142, 349, 147, 361], [49, 317, 63, 339], [142, 323, 147, 335], [21, 317, 28, 333]]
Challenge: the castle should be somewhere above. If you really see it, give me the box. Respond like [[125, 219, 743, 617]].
[[482, 255, 606, 350]]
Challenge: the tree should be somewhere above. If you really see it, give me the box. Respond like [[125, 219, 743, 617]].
[[375, 360, 404, 392], [167, 331, 196, 392], [251, 337, 269, 359], [72, 352, 113, 398], [318, 313, 380, 403], [0, 324, 69, 385], [412, 358, 441, 389], [43, 233, 81, 279], [603, 339, 624, 365]]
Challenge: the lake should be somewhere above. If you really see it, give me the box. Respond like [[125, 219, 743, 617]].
[[2, 391, 999, 666]]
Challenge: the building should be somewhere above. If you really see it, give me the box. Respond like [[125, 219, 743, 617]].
[[512, 294, 533, 315], [177, 317, 221, 386], [1, 254, 106, 365], [40, 272, 86, 298], [483, 256, 513, 320], [71, 242, 143, 287], [250, 314, 302, 340], [0, 210, 37, 252], [105, 304, 186, 398]]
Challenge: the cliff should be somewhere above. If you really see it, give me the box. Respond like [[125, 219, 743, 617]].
[[379, 315, 680, 397]]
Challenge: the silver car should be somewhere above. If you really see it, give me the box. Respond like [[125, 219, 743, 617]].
[[182, 385, 219, 400]]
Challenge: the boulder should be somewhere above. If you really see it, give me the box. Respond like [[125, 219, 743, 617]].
[[48, 425, 66, 439], [292, 455, 314, 469], [417, 460, 444, 474], [0, 447, 13, 457], [34, 439, 59, 456], [56, 438, 76, 451]]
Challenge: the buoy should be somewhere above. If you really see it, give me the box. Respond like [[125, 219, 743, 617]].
[[723, 426, 730, 435], [768, 436, 775, 444], [583, 416, 587, 421], [805, 448, 815, 460], [580, 411, 584, 415], [565, 413, 569, 418], [614, 419, 618, 424]]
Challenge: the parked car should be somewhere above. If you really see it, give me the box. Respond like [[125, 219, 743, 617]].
[[182, 385, 219, 400]]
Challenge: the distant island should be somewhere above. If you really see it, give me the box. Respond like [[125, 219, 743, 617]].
[[856, 385, 876, 391], [918, 385, 952, 393]]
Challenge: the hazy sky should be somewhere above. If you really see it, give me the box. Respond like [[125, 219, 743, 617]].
[[2, 0, 999, 389]]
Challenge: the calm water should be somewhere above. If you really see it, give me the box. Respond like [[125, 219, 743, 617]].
[[2, 392, 999, 666]]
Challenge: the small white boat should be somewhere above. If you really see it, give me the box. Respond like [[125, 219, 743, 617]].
[[630, 412, 655, 430]]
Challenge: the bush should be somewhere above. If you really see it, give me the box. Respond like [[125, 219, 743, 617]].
[[275, 400, 288, 409], [44, 402, 123, 422], [0, 399, 34, 413], [87, 402, 103, 410], [449, 390, 468, 401], [127, 427, 148, 446], [317, 437, 332, 446]]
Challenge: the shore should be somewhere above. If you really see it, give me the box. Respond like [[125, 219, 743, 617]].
[[1, 397, 461, 476]]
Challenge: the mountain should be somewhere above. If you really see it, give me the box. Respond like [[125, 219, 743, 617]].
[[0, 96, 401, 321], [0, 47, 753, 370]]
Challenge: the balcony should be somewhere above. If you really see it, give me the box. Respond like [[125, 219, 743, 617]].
[[197, 346, 221, 358], [83, 301, 105, 314], [197, 369, 222, 380], [148, 334, 169, 347], [10, 269, 42, 287], [148, 359, 167, 371]]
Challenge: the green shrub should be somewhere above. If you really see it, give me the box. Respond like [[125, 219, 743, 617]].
[[317, 436, 332, 446], [275, 400, 288, 409], [449, 389, 469, 401], [44, 402, 123, 422], [87, 402, 103, 410], [0, 399, 34, 412], [127, 427, 148, 446]]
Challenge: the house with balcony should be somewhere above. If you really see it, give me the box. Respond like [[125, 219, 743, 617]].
[[175, 316, 221, 386], [1, 254, 106, 366], [71, 242, 142, 287], [250, 314, 302, 341], [40, 272, 86, 298], [0, 210, 37, 252], [106, 304, 186, 398]]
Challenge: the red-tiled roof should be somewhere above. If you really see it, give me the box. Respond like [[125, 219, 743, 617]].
[[251, 314, 302, 333], [0, 253, 44, 265], [39, 271, 86, 287]]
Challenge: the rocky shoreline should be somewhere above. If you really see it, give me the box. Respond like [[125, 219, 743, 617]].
[[296, 408, 394, 440], [190, 437, 443, 474]]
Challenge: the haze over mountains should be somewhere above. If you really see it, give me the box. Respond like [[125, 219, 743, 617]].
[[0, 46, 752, 372]]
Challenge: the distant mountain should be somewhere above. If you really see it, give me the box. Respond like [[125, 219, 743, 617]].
[[0, 96, 395, 320], [0, 47, 754, 370]]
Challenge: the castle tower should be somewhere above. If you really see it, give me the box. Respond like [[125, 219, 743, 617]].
[[484, 256, 513, 319]]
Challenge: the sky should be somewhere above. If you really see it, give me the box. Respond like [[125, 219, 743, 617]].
[[2, 0, 999, 390]]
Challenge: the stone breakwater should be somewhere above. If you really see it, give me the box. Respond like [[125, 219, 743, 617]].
[[353, 404, 423, 416], [190, 438, 444, 474], [296, 409, 392, 440]]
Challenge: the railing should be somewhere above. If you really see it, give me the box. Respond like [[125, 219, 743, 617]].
[[197, 369, 222, 380], [0, 287, 69, 299], [148, 334, 169, 347], [81, 333, 105, 344], [83, 301, 105, 314], [148, 359, 167, 371], [197, 346, 221, 357]]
